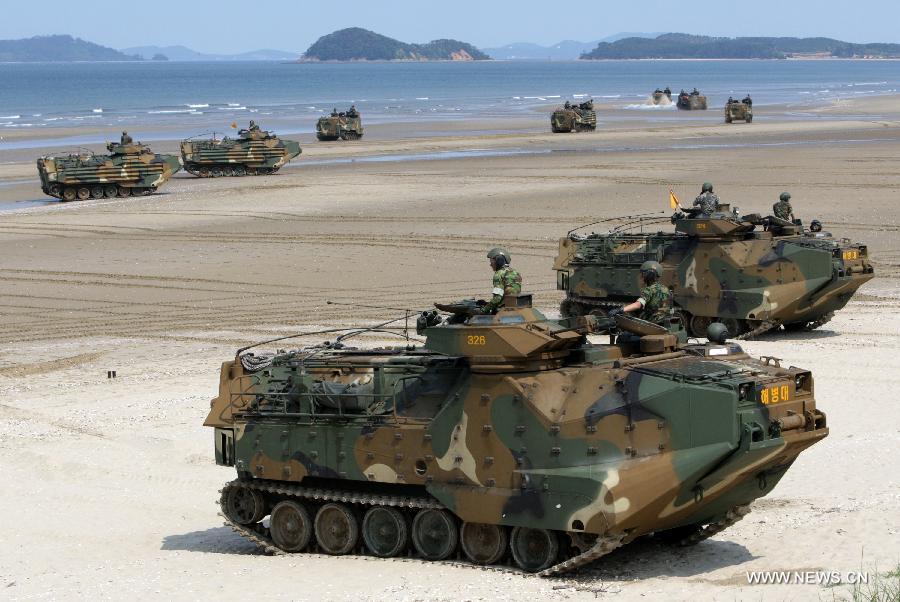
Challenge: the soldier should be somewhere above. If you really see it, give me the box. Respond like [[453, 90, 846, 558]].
[[773, 192, 794, 221], [691, 88, 699, 96], [654, 88, 662, 95], [742, 94, 753, 107], [564, 101, 571, 110], [664, 86, 671, 97], [607, 261, 671, 324], [248, 120, 260, 132], [331, 108, 339, 117], [693, 182, 720, 216], [347, 104, 358, 117], [727, 96, 734, 104], [482, 247, 522, 314], [120, 131, 133, 145]]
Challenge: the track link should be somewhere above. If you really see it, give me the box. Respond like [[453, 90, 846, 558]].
[[803, 311, 835, 332], [539, 534, 626, 577], [678, 505, 752, 547], [735, 320, 778, 340]]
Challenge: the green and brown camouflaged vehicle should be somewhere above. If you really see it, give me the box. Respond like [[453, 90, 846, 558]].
[[316, 108, 364, 141], [676, 91, 707, 110], [180, 127, 301, 177], [725, 100, 753, 123], [551, 100, 597, 133], [37, 140, 181, 201], [555, 208, 874, 337], [206, 295, 827, 575]]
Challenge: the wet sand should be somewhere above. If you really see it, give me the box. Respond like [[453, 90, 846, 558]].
[[0, 95, 899, 601]]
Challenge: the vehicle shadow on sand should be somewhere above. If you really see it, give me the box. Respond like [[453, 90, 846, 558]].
[[162, 526, 263, 555]]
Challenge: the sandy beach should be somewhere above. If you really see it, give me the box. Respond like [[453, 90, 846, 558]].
[[1, 95, 899, 601]]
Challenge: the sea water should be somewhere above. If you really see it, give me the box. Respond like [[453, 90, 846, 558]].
[[0, 59, 898, 143]]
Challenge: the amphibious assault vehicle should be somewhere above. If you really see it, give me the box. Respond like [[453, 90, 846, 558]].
[[676, 90, 707, 110], [555, 208, 874, 337], [651, 88, 672, 105], [725, 100, 753, 123], [551, 100, 597, 133], [207, 294, 828, 575], [316, 107, 364, 141], [37, 140, 181, 201], [181, 126, 301, 177]]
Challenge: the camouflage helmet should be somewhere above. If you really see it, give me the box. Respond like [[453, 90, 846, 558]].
[[487, 247, 511, 267], [779, 192, 791, 201], [640, 260, 662, 278], [810, 219, 823, 232], [701, 182, 713, 193]]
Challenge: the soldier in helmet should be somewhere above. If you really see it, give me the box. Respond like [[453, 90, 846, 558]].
[[482, 247, 522, 314], [248, 120, 260, 132], [608, 261, 671, 324], [742, 94, 752, 107], [120, 131, 133, 145], [773, 192, 794, 221], [347, 105, 358, 117], [564, 101, 571, 110], [693, 182, 720, 217]]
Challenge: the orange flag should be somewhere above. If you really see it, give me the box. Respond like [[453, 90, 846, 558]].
[[669, 189, 680, 210], [230, 122, 237, 129]]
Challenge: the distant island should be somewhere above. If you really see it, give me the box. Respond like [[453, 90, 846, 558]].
[[582, 33, 900, 59], [0, 35, 141, 62], [484, 33, 664, 60], [120, 45, 301, 61], [302, 28, 489, 61]]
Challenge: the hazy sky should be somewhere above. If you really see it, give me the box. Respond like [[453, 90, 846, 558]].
[[4, 0, 899, 53]]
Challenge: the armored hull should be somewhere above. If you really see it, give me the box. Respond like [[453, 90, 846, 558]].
[[677, 94, 708, 110], [551, 102, 597, 133], [316, 114, 364, 141], [555, 213, 874, 337], [725, 101, 753, 123], [181, 130, 301, 177], [37, 142, 181, 201], [207, 300, 827, 575]]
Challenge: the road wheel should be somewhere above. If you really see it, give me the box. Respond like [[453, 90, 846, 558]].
[[362, 506, 408, 558], [117, 186, 131, 197], [198, 167, 210, 177], [460, 522, 507, 565], [270, 500, 313, 552], [234, 166, 246, 177], [48, 183, 61, 196], [221, 485, 266, 525], [689, 315, 712, 338], [76, 186, 91, 200], [721, 318, 743, 337], [61, 187, 77, 201], [411, 509, 458, 561], [510, 526, 559, 573], [314, 503, 359, 555], [103, 185, 117, 198], [211, 167, 224, 178], [90, 185, 104, 199]]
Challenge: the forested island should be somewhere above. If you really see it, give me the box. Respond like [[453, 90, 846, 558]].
[[302, 28, 489, 61], [582, 34, 900, 59], [0, 35, 141, 62]]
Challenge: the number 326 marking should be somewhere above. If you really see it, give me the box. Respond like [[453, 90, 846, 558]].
[[466, 335, 486, 346]]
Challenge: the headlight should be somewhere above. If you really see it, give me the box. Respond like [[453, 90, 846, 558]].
[[738, 383, 753, 401]]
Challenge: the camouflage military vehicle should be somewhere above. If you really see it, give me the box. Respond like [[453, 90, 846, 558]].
[[551, 100, 597, 133], [206, 294, 828, 575], [316, 107, 364, 141], [181, 126, 301, 177], [676, 90, 707, 110], [725, 100, 753, 123], [555, 208, 874, 338], [37, 139, 181, 201]]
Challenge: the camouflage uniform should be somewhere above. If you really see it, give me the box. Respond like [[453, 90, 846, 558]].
[[483, 266, 522, 313], [120, 131, 133, 145], [773, 199, 793, 220], [693, 191, 720, 216], [638, 282, 671, 324]]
